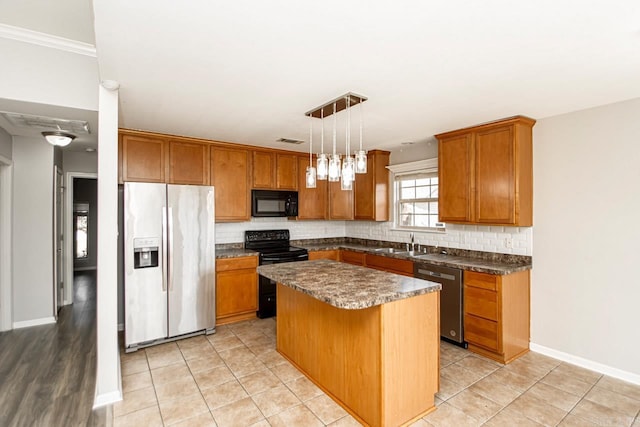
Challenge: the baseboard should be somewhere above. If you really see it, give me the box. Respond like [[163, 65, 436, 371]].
[[13, 317, 56, 329], [530, 342, 640, 385], [93, 389, 122, 408]]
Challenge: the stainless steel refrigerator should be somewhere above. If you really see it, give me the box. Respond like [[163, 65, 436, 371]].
[[124, 182, 215, 351]]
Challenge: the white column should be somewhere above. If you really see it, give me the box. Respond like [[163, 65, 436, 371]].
[[94, 80, 122, 407]]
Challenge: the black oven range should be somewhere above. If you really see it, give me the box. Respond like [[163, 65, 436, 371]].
[[244, 230, 308, 318]]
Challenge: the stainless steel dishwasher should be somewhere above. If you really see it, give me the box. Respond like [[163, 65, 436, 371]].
[[414, 262, 466, 347]]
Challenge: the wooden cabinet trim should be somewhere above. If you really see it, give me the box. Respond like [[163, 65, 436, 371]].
[[339, 250, 365, 265], [364, 254, 413, 276]]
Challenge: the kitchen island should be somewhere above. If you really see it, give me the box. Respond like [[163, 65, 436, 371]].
[[257, 259, 442, 427]]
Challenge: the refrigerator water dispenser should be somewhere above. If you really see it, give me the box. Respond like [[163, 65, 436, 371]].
[[133, 237, 160, 269]]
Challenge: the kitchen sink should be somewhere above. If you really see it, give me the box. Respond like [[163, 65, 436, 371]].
[[410, 253, 451, 261], [373, 247, 408, 254]]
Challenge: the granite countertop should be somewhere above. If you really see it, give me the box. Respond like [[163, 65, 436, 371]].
[[216, 248, 258, 259], [295, 243, 531, 275], [257, 259, 441, 310]]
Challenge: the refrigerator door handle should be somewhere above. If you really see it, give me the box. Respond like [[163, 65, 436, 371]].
[[161, 209, 168, 292], [167, 207, 174, 291]]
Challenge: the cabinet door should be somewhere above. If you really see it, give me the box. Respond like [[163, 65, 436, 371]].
[[252, 151, 275, 189], [276, 154, 298, 190], [216, 269, 258, 318], [475, 125, 515, 224], [354, 151, 390, 221], [297, 156, 327, 219], [211, 147, 250, 221], [438, 134, 473, 222], [329, 181, 354, 220], [168, 140, 209, 185], [121, 134, 166, 182]]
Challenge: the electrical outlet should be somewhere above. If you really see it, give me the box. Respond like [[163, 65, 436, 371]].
[[504, 237, 513, 249]]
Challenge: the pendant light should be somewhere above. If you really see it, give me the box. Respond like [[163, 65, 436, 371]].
[[316, 108, 328, 180], [355, 100, 367, 174], [328, 102, 341, 182], [341, 96, 354, 190], [305, 115, 317, 188]]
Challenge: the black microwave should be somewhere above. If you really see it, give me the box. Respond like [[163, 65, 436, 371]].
[[251, 190, 298, 217]]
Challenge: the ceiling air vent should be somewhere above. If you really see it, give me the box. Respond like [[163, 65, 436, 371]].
[[277, 137, 305, 145], [0, 111, 90, 134]]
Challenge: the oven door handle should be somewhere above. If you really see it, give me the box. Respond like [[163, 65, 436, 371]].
[[261, 253, 308, 263]]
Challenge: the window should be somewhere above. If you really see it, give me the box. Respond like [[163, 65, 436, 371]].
[[388, 159, 445, 232]]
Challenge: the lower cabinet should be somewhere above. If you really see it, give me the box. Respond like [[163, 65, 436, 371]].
[[463, 270, 530, 363], [339, 250, 365, 266], [215, 256, 258, 325], [308, 250, 339, 261]]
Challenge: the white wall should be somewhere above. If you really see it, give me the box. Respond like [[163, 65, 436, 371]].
[[12, 136, 54, 324], [63, 150, 97, 174], [0, 127, 12, 159], [532, 97, 640, 382]]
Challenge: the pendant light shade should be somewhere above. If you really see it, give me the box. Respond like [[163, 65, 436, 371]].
[[317, 153, 328, 180], [355, 150, 367, 174], [306, 166, 317, 188]]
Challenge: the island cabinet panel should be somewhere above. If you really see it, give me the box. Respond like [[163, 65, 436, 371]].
[[308, 250, 339, 261], [329, 181, 354, 220], [211, 146, 251, 221], [365, 254, 414, 277], [354, 150, 390, 221], [215, 256, 258, 325], [463, 269, 530, 363], [121, 134, 167, 183], [297, 156, 328, 219], [436, 116, 535, 226], [167, 140, 210, 185], [339, 250, 365, 266], [276, 284, 439, 427]]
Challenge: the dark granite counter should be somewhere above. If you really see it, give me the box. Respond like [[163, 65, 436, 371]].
[[295, 242, 531, 275], [216, 248, 258, 259], [257, 259, 441, 310]]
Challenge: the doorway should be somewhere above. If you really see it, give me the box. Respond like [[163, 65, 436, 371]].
[[64, 173, 98, 306], [0, 155, 13, 331]]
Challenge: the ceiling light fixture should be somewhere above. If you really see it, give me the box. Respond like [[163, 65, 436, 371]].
[[42, 131, 76, 147], [305, 92, 367, 191]]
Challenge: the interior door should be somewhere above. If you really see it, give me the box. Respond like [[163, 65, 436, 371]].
[[167, 185, 215, 337], [53, 166, 64, 318]]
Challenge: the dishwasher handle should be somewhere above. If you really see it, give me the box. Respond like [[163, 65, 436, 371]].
[[417, 269, 456, 281]]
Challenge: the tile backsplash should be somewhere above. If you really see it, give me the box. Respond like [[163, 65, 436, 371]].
[[216, 218, 532, 256]]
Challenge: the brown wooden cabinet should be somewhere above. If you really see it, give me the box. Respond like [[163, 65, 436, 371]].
[[252, 151, 298, 190], [329, 181, 354, 220], [215, 256, 258, 325], [436, 116, 535, 226], [354, 150, 390, 221], [463, 269, 530, 364], [339, 250, 365, 266], [168, 139, 210, 185], [297, 156, 328, 220], [364, 254, 414, 277], [308, 250, 339, 261], [211, 146, 251, 222], [121, 134, 167, 183]]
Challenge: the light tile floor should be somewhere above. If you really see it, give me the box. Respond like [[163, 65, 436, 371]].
[[115, 318, 640, 426]]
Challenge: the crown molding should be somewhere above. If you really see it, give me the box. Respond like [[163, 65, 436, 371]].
[[0, 23, 96, 57]]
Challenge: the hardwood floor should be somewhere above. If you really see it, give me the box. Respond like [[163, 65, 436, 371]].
[[0, 270, 111, 426]]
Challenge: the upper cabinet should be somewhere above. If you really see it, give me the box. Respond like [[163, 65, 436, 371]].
[[167, 139, 210, 185], [436, 116, 535, 226], [252, 151, 298, 190], [354, 150, 390, 221], [121, 134, 167, 183], [297, 156, 327, 220], [211, 146, 251, 222], [328, 181, 354, 220]]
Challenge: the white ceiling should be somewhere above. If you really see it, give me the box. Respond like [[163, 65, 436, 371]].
[[4, 1, 640, 155]]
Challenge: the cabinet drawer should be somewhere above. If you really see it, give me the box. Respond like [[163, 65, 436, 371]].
[[216, 256, 258, 272], [464, 314, 499, 352], [308, 250, 339, 261], [340, 250, 365, 266], [464, 271, 498, 291], [465, 286, 498, 321], [365, 254, 414, 276]]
